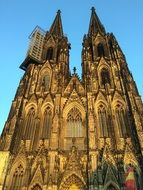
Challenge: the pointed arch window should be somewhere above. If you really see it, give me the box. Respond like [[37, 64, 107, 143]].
[[32, 184, 42, 190], [115, 104, 127, 137], [98, 105, 109, 137], [66, 108, 82, 137], [97, 43, 105, 57], [101, 68, 111, 86], [42, 107, 52, 139], [42, 74, 50, 91], [24, 107, 36, 139], [10, 165, 24, 190], [46, 47, 53, 60]]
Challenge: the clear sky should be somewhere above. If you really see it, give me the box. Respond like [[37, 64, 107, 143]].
[[0, 0, 143, 134]]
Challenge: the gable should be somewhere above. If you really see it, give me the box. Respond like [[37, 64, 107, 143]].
[[64, 75, 85, 96]]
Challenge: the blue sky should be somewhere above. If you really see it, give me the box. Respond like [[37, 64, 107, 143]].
[[0, 0, 143, 134]]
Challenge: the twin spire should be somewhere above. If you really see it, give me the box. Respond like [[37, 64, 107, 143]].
[[20, 8, 106, 70], [49, 7, 106, 37]]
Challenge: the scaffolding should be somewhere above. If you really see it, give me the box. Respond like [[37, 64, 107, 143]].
[[27, 26, 46, 62]]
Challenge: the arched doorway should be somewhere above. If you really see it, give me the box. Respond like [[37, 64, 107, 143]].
[[69, 184, 80, 190], [59, 174, 85, 190]]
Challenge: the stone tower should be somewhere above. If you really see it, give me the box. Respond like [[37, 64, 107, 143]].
[[0, 8, 143, 190]]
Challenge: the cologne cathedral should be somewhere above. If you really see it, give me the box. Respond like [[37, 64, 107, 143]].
[[0, 7, 143, 190]]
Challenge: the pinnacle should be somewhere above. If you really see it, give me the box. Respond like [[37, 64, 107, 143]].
[[49, 9, 64, 37], [88, 6, 106, 35]]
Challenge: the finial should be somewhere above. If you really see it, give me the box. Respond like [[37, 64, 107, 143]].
[[91, 7, 95, 12], [73, 67, 76, 74], [57, 10, 61, 14]]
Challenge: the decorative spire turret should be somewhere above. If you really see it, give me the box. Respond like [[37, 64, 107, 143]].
[[49, 10, 64, 37], [88, 7, 106, 36]]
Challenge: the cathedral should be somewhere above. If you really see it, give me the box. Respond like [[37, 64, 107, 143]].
[[0, 7, 143, 190]]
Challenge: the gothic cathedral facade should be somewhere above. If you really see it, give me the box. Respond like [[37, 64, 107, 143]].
[[0, 8, 143, 190]]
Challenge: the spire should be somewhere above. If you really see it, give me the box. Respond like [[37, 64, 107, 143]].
[[49, 10, 64, 37], [88, 7, 106, 36]]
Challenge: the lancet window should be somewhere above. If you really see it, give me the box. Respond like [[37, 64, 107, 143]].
[[115, 104, 127, 137], [98, 105, 109, 137], [42, 107, 52, 139], [24, 107, 36, 139], [66, 108, 82, 137], [46, 47, 53, 60], [101, 68, 111, 86], [10, 165, 24, 190], [97, 43, 105, 57]]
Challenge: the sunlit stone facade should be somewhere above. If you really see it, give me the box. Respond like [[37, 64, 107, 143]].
[[0, 8, 143, 190]]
